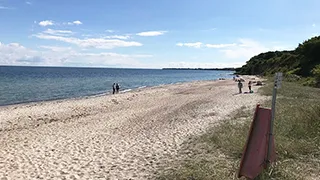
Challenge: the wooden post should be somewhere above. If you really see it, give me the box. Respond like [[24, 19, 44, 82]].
[[266, 72, 282, 164]]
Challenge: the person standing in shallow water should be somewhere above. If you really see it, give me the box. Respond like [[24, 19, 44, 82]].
[[116, 83, 120, 93], [238, 80, 243, 93]]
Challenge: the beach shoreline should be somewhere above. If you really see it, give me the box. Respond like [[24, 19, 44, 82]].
[[0, 78, 227, 109], [0, 76, 267, 179]]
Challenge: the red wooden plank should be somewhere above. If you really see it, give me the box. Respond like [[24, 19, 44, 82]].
[[238, 105, 276, 179]]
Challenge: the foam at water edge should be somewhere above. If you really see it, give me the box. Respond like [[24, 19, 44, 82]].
[[121, 89, 132, 93]]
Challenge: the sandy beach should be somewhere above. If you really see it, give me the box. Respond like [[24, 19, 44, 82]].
[[0, 77, 267, 179]]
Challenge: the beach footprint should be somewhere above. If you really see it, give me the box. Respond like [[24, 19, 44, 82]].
[[111, 99, 119, 104]]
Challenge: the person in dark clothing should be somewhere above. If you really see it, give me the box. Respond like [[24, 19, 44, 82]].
[[112, 83, 116, 94], [238, 80, 243, 93], [116, 83, 120, 93], [248, 81, 252, 92]]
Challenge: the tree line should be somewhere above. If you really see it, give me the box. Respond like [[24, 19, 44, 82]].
[[236, 36, 320, 87]]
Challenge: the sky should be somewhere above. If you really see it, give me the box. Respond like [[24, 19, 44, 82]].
[[0, 0, 319, 68]]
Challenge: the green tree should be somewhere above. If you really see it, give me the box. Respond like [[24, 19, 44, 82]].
[[312, 64, 320, 87]]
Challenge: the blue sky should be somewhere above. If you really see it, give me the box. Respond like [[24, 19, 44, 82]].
[[0, 0, 319, 68]]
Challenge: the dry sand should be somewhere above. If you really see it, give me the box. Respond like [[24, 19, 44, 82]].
[[0, 77, 267, 180]]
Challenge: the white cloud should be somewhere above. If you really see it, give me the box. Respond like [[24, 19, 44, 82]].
[[166, 61, 243, 68], [219, 39, 286, 59], [72, 20, 82, 25], [39, 46, 72, 52], [104, 35, 130, 40], [0, 6, 14, 10], [43, 29, 74, 36], [26, 1, 32, 5], [106, 29, 115, 33], [136, 31, 167, 37], [34, 33, 142, 49], [205, 43, 237, 48], [312, 23, 316, 27], [67, 52, 152, 67], [0, 42, 151, 67], [39, 20, 82, 26], [0, 42, 51, 65], [82, 33, 130, 40], [67, 20, 82, 25], [176, 42, 202, 48], [39, 20, 54, 27], [177, 39, 289, 61], [177, 42, 236, 49]]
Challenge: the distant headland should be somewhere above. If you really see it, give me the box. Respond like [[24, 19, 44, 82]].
[[162, 68, 236, 71]]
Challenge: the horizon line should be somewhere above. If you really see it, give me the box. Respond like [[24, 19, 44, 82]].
[[0, 65, 241, 69]]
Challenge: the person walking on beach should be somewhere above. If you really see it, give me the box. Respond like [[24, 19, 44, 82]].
[[112, 83, 116, 94], [248, 81, 252, 92], [116, 83, 120, 93], [238, 80, 243, 93]]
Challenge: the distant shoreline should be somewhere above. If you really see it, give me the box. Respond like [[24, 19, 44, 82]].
[[162, 68, 236, 71]]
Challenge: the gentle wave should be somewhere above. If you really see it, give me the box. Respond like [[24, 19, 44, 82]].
[[121, 89, 133, 93]]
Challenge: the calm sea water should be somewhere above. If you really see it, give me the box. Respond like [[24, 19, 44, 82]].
[[0, 66, 234, 106]]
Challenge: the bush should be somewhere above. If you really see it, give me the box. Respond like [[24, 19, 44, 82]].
[[312, 64, 320, 87], [302, 77, 317, 87], [285, 73, 301, 82]]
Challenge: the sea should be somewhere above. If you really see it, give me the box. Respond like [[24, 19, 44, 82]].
[[0, 66, 234, 106]]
